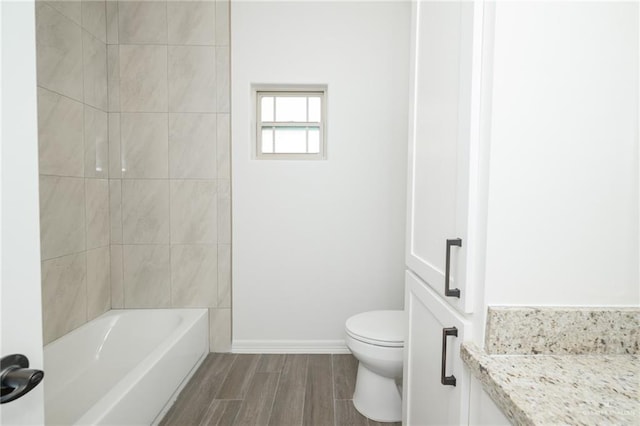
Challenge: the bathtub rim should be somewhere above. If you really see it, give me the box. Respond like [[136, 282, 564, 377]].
[[44, 308, 208, 426]]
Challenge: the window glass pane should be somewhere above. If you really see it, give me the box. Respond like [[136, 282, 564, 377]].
[[261, 128, 274, 153], [274, 128, 307, 153], [308, 128, 320, 153], [275, 97, 307, 122], [261, 97, 274, 122], [308, 97, 321, 122]]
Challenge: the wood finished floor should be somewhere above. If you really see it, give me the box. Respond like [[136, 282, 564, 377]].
[[160, 354, 401, 426]]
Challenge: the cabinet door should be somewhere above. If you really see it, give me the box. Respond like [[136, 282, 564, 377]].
[[406, 0, 484, 314], [468, 376, 511, 425], [402, 270, 470, 425]]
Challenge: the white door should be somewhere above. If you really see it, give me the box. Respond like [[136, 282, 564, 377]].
[[0, 1, 46, 424], [402, 271, 470, 425], [406, 0, 484, 314]]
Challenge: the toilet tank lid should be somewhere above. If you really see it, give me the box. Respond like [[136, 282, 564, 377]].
[[345, 310, 405, 344]]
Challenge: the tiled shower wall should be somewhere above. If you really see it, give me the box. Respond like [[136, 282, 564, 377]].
[[37, 0, 112, 344], [36, 0, 231, 352], [107, 0, 231, 352]]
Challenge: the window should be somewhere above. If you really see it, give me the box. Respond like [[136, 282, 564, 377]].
[[255, 87, 326, 159]]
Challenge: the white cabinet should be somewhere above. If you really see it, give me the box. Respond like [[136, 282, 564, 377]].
[[403, 271, 471, 425], [405, 0, 486, 315], [404, 0, 489, 424], [468, 377, 511, 425]]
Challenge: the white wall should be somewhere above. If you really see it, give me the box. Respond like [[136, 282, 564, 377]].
[[231, 1, 410, 349], [0, 1, 45, 423], [484, 1, 639, 307]]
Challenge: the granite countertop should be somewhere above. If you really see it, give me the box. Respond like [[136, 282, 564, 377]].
[[462, 342, 640, 426], [462, 307, 640, 426]]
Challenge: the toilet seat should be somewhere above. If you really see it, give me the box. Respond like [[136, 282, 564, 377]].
[[345, 310, 404, 348]]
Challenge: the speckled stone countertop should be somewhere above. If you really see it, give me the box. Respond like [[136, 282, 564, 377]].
[[462, 343, 639, 425], [462, 307, 640, 426], [485, 307, 639, 355]]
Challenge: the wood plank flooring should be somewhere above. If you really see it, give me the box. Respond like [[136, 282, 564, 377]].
[[160, 354, 401, 426]]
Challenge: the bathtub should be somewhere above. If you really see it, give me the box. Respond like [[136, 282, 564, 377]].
[[44, 309, 208, 425]]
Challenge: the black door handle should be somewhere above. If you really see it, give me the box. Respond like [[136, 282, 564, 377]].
[[441, 327, 458, 386], [445, 238, 462, 298], [1, 354, 44, 404]]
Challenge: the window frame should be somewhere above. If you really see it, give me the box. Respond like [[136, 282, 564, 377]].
[[254, 86, 327, 160]]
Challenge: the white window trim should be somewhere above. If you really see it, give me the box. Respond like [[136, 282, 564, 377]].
[[253, 85, 327, 160]]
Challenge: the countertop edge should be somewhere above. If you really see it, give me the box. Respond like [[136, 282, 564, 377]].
[[460, 342, 535, 426]]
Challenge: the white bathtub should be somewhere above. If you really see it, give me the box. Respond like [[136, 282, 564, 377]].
[[44, 309, 208, 425]]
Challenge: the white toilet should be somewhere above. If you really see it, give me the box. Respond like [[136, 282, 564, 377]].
[[345, 310, 404, 423]]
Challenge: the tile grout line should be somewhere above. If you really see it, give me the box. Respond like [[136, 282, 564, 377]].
[[198, 354, 238, 424], [116, 0, 125, 310], [214, 353, 241, 401], [331, 355, 337, 426], [36, 85, 101, 114], [41, 242, 111, 263], [102, 0, 112, 314], [300, 354, 309, 426], [165, 0, 173, 310], [39, 174, 220, 182], [263, 358, 283, 425], [79, 0, 89, 326]]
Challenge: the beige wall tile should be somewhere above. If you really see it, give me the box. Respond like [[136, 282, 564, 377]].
[[85, 178, 110, 249], [107, 45, 120, 112], [122, 179, 170, 244], [217, 179, 231, 245], [120, 113, 169, 178], [167, 0, 215, 46], [108, 113, 121, 178], [36, 2, 83, 101], [123, 244, 171, 308], [41, 252, 87, 344], [215, 0, 229, 47], [216, 113, 230, 179], [82, 0, 106, 43], [215, 47, 229, 113], [40, 176, 86, 260], [120, 44, 168, 112], [209, 308, 231, 352], [38, 0, 232, 345], [168, 46, 216, 112], [217, 243, 231, 308], [37, 88, 84, 177], [106, 0, 118, 44], [83, 31, 108, 110], [171, 244, 217, 307], [169, 113, 216, 179], [110, 244, 124, 308], [87, 246, 111, 320], [118, 1, 167, 44], [109, 179, 123, 244], [170, 180, 217, 244], [46, 1, 82, 25], [84, 105, 109, 178]]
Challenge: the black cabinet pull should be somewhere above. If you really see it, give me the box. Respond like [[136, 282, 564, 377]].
[[445, 238, 462, 298], [441, 327, 458, 386]]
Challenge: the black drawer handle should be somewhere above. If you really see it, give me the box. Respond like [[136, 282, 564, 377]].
[[445, 238, 462, 298], [441, 327, 458, 386]]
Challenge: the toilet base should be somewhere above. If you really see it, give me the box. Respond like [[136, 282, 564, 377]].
[[352, 363, 402, 422]]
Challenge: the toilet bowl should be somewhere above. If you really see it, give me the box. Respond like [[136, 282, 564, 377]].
[[345, 310, 404, 423]]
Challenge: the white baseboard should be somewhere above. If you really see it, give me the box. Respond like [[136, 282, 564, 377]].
[[232, 339, 350, 354]]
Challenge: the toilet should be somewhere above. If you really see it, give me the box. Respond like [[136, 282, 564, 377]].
[[345, 310, 404, 423]]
